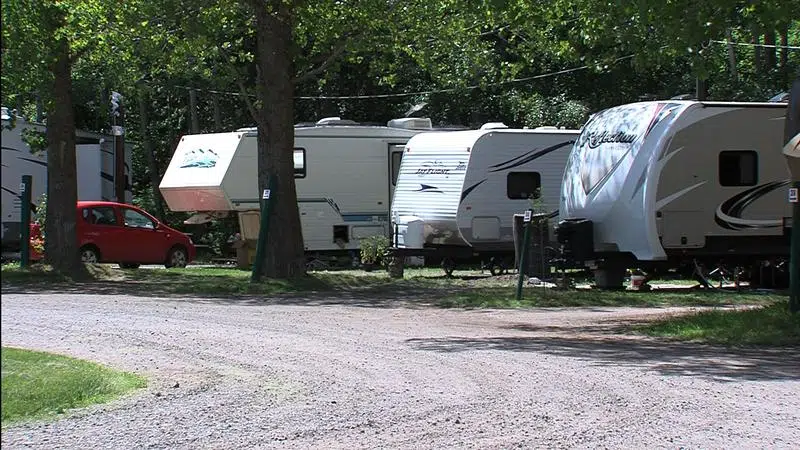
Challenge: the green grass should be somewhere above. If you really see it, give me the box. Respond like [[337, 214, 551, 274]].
[[438, 286, 787, 309], [634, 303, 800, 346], [1, 347, 146, 425]]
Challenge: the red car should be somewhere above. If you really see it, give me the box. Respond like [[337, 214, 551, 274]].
[[30, 201, 195, 269]]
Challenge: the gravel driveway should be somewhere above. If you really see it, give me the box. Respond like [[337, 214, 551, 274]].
[[1, 290, 798, 449]]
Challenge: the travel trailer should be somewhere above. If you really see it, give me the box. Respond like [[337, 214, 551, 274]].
[[159, 117, 450, 256], [556, 100, 791, 288], [390, 125, 580, 271], [1, 107, 132, 251]]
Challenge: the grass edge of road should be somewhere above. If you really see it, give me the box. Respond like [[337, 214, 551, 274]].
[[1, 346, 146, 426], [631, 302, 800, 347]]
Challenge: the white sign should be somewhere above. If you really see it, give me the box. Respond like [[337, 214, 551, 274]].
[[790, 187, 799, 203], [262, 189, 271, 200], [523, 210, 532, 223]]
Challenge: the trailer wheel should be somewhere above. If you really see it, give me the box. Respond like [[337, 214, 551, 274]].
[[441, 258, 456, 277], [488, 257, 502, 276]]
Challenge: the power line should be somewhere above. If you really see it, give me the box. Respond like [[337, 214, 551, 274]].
[[709, 40, 800, 50], [177, 54, 636, 101]]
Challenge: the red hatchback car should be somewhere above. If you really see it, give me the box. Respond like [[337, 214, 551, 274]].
[[31, 201, 195, 268]]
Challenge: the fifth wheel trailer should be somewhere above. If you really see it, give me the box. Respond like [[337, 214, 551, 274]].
[[1, 107, 132, 251], [556, 100, 791, 288], [390, 125, 579, 272], [159, 117, 451, 258]]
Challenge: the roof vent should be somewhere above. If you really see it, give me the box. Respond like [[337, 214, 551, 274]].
[[316, 117, 358, 125], [387, 117, 432, 130], [534, 126, 559, 130], [480, 122, 508, 130]]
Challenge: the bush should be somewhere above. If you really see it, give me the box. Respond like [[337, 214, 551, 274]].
[[359, 235, 390, 268]]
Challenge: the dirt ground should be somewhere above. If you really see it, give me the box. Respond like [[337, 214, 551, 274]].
[[1, 290, 798, 449]]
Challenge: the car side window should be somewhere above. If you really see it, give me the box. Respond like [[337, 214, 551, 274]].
[[123, 208, 155, 229], [92, 207, 118, 226]]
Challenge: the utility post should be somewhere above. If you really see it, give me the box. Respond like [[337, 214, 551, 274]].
[[111, 91, 126, 203], [784, 77, 800, 313]]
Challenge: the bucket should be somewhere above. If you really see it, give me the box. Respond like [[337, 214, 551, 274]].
[[630, 274, 646, 289]]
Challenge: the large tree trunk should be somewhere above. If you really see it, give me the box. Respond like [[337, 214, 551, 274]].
[[138, 88, 166, 220], [751, 26, 762, 75], [764, 30, 777, 71], [248, 0, 306, 279], [44, 38, 80, 275]]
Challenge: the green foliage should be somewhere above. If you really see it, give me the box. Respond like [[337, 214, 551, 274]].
[[635, 303, 800, 347], [359, 235, 391, 266], [1, 347, 146, 424]]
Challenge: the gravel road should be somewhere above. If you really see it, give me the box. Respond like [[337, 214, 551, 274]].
[[2, 290, 798, 449]]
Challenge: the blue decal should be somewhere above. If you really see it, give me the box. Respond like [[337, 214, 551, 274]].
[[180, 149, 219, 168]]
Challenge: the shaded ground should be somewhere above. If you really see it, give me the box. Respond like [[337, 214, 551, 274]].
[[1, 291, 798, 449]]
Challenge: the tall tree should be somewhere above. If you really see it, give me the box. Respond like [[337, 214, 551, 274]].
[[3, 1, 81, 274]]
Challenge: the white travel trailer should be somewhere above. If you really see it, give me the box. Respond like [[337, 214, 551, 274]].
[[557, 100, 791, 288], [159, 117, 446, 254], [390, 125, 580, 268], [1, 107, 132, 251]]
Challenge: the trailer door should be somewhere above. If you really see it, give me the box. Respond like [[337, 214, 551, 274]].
[[388, 144, 405, 209]]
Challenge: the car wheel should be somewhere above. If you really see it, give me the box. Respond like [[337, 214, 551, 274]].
[[80, 246, 100, 264], [165, 247, 188, 269], [119, 263, 140, 269]]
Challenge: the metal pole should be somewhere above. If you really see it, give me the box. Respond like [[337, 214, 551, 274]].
[[516, 211, 533, 300], [790, 181, 800, 313], [19, 175, 32, 268], [251, 175, 277, 283]]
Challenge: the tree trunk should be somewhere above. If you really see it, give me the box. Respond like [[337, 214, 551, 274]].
[[726, 28, 738, 83], [138, 88, 166, 220], [189, 88, 200, 133], [751, 26, 762, 75], [764, 30, 777, 71], [248, 0, 306, 279], [780, 26, 789, 85], [44, 38, 80, 275]]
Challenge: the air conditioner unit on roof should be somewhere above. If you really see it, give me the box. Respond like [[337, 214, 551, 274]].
[[387, 117, 432, 130]]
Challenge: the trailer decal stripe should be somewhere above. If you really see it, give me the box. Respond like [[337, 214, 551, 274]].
[[714, 180, 790, 230], [488, 141, 574, 173], [18, 157, 47, 167], [460, 179, 487, 202]]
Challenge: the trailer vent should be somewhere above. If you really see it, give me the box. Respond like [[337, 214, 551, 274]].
[[316, 117, 358, 125], [387, 118, 432, 130], [480, 122, 508, 130]]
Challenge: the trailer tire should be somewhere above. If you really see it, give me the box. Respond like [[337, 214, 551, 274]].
[[441, 258, 456, 277]]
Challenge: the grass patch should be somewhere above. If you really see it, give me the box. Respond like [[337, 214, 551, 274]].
[[1, 347, 146, 425], [634, 303, 800, 346], [438, 286, 787, 309]]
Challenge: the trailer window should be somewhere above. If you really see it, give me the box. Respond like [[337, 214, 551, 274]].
[[294, 148, 306, 178], [507, 172, 541, 199], [719, 151, 757, 186]]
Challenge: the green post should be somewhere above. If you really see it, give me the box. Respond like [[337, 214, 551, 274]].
[[19, 175, 32, 268], [790, 182, 799, 313], [250, 175, 277, 283], [515, 210, 533, 300]]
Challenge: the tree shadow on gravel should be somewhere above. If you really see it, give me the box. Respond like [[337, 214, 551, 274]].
[[0, 281, 455, 308], [405, 334, 800, 382]]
